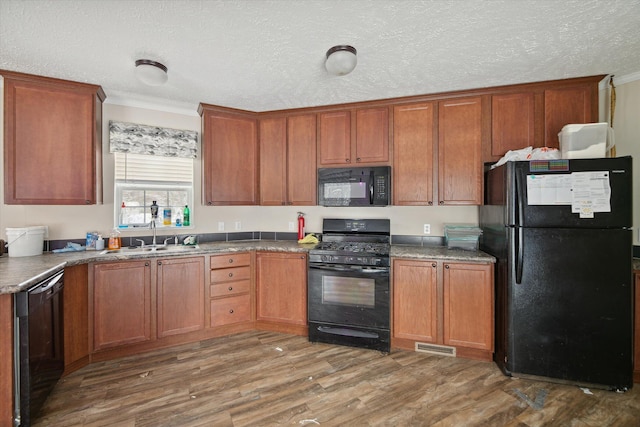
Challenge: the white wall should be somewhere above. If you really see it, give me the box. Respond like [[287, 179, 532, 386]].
[[611, 78, 640, 245], [0, 89, 478, 241]]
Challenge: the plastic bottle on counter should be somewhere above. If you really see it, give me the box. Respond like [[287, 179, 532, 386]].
[[108, 228, 121, 250], [95, 235, 105, 250], [183, 205, 190, 226], [163, 207, 172, 226]]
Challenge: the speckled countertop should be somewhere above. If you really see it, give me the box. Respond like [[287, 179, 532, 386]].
[[0, 240, 497, 295]]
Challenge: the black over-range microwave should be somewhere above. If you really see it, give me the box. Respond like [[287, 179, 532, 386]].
[[318, 166, 391, 207]]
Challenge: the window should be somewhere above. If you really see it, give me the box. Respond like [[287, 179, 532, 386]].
[[114, 152, 194, 228], [109, 120, 198, 229]]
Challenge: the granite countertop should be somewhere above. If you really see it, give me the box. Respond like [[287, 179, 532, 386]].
[[0, 240, 496, 295]]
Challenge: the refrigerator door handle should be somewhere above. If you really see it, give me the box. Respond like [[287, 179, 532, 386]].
[[516, 227, 523, 284], [515, 169, 525, 228]]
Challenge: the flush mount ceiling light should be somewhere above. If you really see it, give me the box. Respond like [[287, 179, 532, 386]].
[[325, 45, 357, 76], [135, 59, 168, 86]]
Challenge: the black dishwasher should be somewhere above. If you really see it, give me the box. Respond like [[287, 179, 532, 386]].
[[14, 270, 64, 427]]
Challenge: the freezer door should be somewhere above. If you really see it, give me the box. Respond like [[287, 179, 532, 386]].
[[505, 227, 633, 389], [503, 157, 632, 228]]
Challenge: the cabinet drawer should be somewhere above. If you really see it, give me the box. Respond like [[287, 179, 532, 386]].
[[210, 280, 251, 298], [210, 253, 251, 269], [210, 266, 250, 283], [210, 294, 251, 326]]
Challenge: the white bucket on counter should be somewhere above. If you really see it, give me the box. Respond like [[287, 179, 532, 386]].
[[5, 226, 47, 257]]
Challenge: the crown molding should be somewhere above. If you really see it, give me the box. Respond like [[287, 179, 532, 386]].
[[103, 89, 199, 116]]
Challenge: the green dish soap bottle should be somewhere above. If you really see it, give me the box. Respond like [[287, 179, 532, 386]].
[[183, 205, 190, 226]]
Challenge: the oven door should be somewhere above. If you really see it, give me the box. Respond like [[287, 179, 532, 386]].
[[308, 263, 389, 329]]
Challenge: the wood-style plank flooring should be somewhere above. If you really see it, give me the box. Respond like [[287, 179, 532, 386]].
[[36, 331, 640, 426]]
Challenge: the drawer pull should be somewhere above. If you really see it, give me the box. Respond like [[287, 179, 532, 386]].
[[228, 272, 233, 277], [431, 263, 437, 268], [228, 259, 234, 264], [228, 286, 233, 291], [445, 264, 450, 269], [229, 309, 234, 314]]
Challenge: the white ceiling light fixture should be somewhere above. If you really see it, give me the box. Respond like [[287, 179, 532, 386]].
[[135, 59, 168, 86], [325, 45, 357, 76]]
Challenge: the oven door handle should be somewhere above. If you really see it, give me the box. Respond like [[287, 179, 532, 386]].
[[310, 264, 389, 274]]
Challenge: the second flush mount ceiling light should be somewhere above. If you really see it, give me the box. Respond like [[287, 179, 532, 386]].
[[135, 59, 168, 86], [325, 45, 357, 76]]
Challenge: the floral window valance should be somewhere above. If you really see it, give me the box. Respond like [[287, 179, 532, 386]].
[[109, 121, 198, 159]]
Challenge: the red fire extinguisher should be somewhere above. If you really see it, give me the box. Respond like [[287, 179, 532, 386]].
[[297, 212, 305, 240]]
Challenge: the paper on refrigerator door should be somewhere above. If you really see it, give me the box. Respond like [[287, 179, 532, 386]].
[[570, 171, 611, 218], [526, 174, 573, 205]]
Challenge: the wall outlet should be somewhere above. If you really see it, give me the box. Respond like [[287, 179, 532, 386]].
[[218, 222, 224, 231], [235, 221, 242, 231], [288, 222, 295, 231], [423, 224, 431, 234]]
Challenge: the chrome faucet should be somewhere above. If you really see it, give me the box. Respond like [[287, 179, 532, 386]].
[[150, 201, 159, 247]]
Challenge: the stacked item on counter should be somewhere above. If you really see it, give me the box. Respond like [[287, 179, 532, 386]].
[[444, 224, 483, 251]]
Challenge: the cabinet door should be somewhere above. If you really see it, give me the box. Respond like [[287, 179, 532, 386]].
[[259, 116, 287, 205], [63, 264, 89, 371], [438, 97, 483, 205], [318, 110, 351, 165], [393, 259, 438, 343], [393, 103, 435, 205], [157, 256, 205, 338], [544, 84, 596, 149], [443, 262, 493, 351], [256, 252, 307, 325], [491, 92, 536, 159], [355, 107, 389, 164], [287, 114, 317, 205], [4, 75, 103, 205], [202, 110, 258, 205], [93, 260, 152, 351]]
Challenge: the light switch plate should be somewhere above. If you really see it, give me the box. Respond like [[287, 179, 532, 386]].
[[235, 221, 242, 231], [218, 222, 224, 231], [288, 222, 295, 231], [423, 224, 431, 234]]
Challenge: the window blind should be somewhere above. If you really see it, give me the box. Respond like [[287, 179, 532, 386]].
[[114, 152, 193, 183]]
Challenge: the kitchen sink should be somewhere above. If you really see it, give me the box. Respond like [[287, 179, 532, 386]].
[[100, 244, 200, 255]]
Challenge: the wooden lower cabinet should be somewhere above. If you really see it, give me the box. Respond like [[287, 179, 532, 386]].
[[208, 252, 253, 328], [392, 258, 494, 361], [92, 259, 153, 351], [63, 264, 90, 373], [156, 256, 205, 338], [256, 252, 307, 334]]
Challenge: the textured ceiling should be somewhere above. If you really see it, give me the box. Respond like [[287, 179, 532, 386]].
[[1, 0, 640, 113]]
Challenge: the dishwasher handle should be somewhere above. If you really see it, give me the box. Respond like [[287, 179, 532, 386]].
[[29, 271, 64, 295]]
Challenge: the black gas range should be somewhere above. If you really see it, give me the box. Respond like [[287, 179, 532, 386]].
[[307, 218, 391, 352]]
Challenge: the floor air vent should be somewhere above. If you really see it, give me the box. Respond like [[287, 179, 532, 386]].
[[415, 342, 456, 357]]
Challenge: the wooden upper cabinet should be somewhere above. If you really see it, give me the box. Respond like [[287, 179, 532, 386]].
[[318, 107, 389, 166], [286, 114, 317, 205], [544, 84, 597, 148], [318, 110, 351, 165], [355, 107, 389, 164], [393, 103, 435, 206], [2, 70, 104, 205], [490, 92, 536, 160], [259, 116, 287, 205], [260, 113, 317, 205], [200, 105, 258, 205], [438, 97, 484, 205]]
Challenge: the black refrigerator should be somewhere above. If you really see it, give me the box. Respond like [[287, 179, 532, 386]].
[[479, 156, 633, 391]]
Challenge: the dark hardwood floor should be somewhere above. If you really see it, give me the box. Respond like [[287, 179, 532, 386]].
[[35, 331, 640, 426]]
